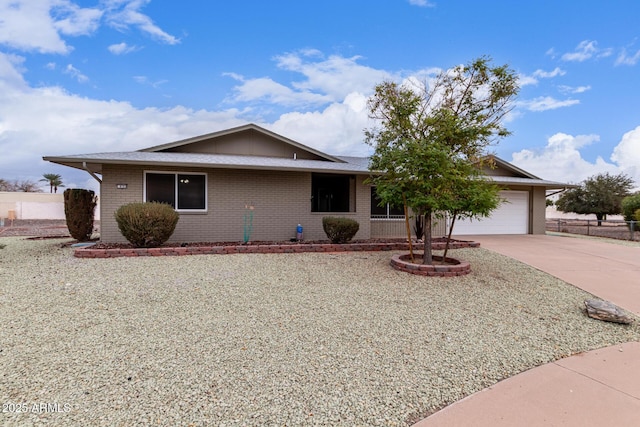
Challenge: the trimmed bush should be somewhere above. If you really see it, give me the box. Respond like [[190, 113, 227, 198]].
[[622, 193, 640, 228], [322, 217, 359, 244], [64, 188, 97, 241], [115, 202, 179, 248]]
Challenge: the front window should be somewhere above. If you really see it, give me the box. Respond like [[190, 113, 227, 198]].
[[145, 172, 207, 211], [311, 173, 355, 212], [370, 187, 404, 218]]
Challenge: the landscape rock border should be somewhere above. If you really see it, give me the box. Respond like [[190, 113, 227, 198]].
[[74, 239, 480, 258], [390, 253, 471, 277]]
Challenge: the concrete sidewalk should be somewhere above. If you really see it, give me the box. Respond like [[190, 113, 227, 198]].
[[414, 234, 640, 427]]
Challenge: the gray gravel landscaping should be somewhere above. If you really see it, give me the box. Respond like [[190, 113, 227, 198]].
[[1, 236, 639, 426]]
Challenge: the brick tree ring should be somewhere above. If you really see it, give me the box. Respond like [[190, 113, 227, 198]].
[[390, 253, 471, 277]]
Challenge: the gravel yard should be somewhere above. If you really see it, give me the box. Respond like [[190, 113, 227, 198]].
[[1, 236, 639, 426]]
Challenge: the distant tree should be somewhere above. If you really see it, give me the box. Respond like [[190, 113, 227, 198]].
[[0, 178, 44, 192], [366, 56, 518, 264], [556, 173, 634, 225], [621, 193, 640, 224], [40, 173, 65, 193], [13, 180, 42, 192]]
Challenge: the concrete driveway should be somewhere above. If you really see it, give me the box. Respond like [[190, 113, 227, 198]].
[[463, 233, 640, 316], [414, 233, 640, 427]]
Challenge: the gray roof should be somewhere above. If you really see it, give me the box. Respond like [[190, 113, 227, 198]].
[[487, 175, 569, 189], [43, 152, 570, 189], [42, 151, 374, 174]]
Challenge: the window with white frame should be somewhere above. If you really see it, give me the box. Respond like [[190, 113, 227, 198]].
[[144, 172, 207, 211], [370, 187, 405, 218]]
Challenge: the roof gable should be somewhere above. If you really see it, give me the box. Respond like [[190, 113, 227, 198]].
[[481, 155, 540, 179], [139, 123, 344, 163]]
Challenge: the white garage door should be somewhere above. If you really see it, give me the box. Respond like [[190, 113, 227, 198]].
[[450, 190, 529, 235]]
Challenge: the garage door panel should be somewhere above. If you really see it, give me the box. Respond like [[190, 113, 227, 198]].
[[451, 191, 528, 235]]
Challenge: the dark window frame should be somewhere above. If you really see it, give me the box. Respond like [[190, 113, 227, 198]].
[[311, 173, 355, 213], [144, 171, 207, 212]]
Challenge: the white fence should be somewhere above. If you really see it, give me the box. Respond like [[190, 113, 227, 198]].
[[0, 192, 100, 220]]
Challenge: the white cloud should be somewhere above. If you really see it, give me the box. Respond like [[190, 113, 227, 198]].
[[0, 0, 176, 55], [0, 0, 73, 53], [615, 48, 640, 66], [408, 0, 436, 7], [64, 63, 89, 83], [0, 52, 28, 91], [133, 75, 168, 88], [225, 51, 393, 108], [519, 67, 566, 87], [108, 42, 138, 55], [533, 67, 566, 79], [510, 130, 640, 187], [611, 126, 640, 184], [269, 92, 373, 157], [561, 40, 613, 62], [52, 1, 103, 36], [510, 133, 619, 183], [519, 96, 580, 112], [226, 74, 332, 107], [517, 74, 538, 87], [275, 51, 393, 101], [558, 85, 591, 94], [104, 0, 180, 45]]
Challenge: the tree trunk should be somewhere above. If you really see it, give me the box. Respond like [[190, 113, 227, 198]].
[[596, 213, 604, 226], [402, 194, 414, 263], [423, 211, 433, 265], [443, 213, 457, 260]]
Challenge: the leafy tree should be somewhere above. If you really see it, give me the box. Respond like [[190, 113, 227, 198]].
[[556, 173, 634, 225], [442, 161, 502, 259], [621, 193, 640, 224], [366, 56, 518, 264], [40, 173, 65, 193]]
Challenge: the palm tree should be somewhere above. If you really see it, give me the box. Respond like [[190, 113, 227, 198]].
[[40, 173, 65, 193]]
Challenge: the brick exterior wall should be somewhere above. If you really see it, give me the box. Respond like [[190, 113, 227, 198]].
[[101, 164, 371, 243]]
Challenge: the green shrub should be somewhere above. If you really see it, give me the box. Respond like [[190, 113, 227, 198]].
[[63, 188, 97, 241], [114, 202, 179, 248], [322, 217, 359, 244], [635, 209, 640, 222], [621, 193, 640, 227]]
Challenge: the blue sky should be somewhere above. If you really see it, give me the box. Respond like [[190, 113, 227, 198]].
[[1, 0, 639, 193]]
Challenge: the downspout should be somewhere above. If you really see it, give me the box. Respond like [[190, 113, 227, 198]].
[[82, 162, 102, 184]]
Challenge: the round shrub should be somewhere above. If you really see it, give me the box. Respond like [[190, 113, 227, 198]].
[[64, 188, 97, 241], [322, 217, 359, 244], [622, 193, 640, 228], [114, 202, 179, 248]]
